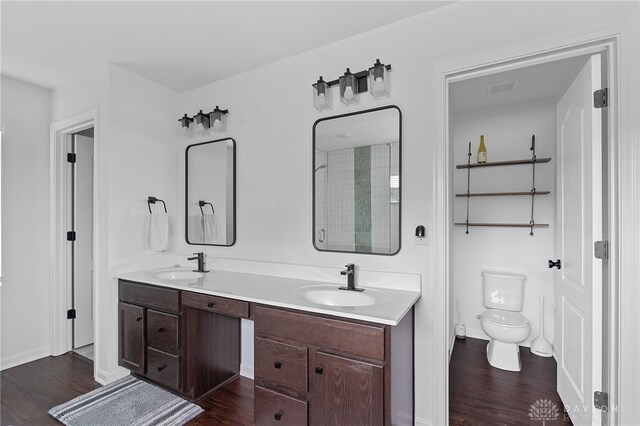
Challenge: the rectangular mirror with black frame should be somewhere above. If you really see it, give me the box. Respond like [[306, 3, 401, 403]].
[[186, 138, 236, 246], [313, 105, 401, 255]]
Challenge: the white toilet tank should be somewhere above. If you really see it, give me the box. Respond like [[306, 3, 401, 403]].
[[482, 271, 526, 312]]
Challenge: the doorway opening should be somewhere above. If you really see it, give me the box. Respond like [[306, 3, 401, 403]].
[[50, 110, 99, 375], [442, 41, 616, 425], [68, 127, 95, 362]]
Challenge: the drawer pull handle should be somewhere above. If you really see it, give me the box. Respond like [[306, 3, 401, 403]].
[[315, 366, 323, 375], [157, 364, 167, 372], [136, 317, 142, 322], [156, 327, 164, 333], [274, 361, 282, 369], [207, 301, 216, 308], [274, 413, 282, 421]]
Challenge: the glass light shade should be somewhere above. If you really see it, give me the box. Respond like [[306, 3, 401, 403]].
[[369, 59, 389, 98], [194, 110, 209, 136], [339, 69, 359, 105], [312, 77, 331, 111], [178, 114, 194, 139], [208, 106, 227, 133]]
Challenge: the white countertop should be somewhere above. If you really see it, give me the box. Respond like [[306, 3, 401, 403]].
[[115, 266, 421, 326]]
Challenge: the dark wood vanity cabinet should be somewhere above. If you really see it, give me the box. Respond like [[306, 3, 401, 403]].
[[117, 280, 247, 400], [118, 302, 145, 375], [254, 305, 413, 426]]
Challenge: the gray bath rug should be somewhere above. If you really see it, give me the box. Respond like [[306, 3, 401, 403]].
[[48, 375, 203, 426]]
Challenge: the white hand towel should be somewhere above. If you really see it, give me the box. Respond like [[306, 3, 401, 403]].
[[202, 213, 218, 244], [148, 212, 169, 251]]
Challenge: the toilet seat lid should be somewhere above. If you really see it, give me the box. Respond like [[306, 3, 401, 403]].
[[482, 309, 529, 327]]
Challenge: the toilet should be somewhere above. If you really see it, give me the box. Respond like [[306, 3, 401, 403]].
[[480, 271, 530, 372]]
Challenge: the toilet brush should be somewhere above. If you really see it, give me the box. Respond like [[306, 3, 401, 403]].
[[530, 295, 553, 357], [454, 299, 466, 339]]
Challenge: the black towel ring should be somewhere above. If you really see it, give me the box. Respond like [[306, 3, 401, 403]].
[[198, 200, 215, 215], [147, 196, 167, 214]]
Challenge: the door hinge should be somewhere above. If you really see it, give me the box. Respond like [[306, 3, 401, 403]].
[[66, 231, 76, 241], [67, 153, 77, 163], [67, 309, 76, 320], [594, 391, 608, 411], [594, 88, 608, 108], [594, 240, 608, 260]]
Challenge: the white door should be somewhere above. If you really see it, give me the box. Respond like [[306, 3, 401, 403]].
[[74, 134, 94, 348], [554, 54, 603, 425]]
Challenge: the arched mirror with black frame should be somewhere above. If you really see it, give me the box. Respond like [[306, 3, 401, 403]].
[[313, 105, 401, 255], [185, 137, 236, 246]]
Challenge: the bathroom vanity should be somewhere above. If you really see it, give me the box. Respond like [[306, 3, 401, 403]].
[[117, 265, 419, 425]]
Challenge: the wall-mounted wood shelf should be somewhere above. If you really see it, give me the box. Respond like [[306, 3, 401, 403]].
[[456, 157, 551, 169], [455, 191, 551, 197], [458, 135, 550, 235], [455, 222, 549, 228]]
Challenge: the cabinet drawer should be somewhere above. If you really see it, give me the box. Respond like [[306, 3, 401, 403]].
[[255, 386, 308, 426], [255, 337, 307, 398], [182, 292, 249, 319], [119, 281, 179, 313], [147, 310, 179, 354], [254, 306, 385, 361], [146, 347, 180, 391]]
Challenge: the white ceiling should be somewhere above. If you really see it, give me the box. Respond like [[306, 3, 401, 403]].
[[1, 1, 451, 92], [450, 55, 589, 112]]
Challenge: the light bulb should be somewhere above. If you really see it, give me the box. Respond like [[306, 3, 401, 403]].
[[344, 86, 354, 100], [317, 93, 326, 107], [373, 77, 385, 93], [212, 118, 222, 130], [195, 122, 206, 135]]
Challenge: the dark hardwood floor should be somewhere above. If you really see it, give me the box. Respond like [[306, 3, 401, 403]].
[[1, 353, 254, 426], [449, 337, 572, 425]]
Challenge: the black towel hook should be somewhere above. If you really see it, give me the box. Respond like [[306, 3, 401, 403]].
[[147, 196, 167, 214], [198, 200, 215, 215]]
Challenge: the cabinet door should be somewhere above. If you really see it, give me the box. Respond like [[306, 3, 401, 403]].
[[118, 302, 145, 374], [311, 352, 384, 426]]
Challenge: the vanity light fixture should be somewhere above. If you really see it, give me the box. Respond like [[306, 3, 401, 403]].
[[312, 76, 331, 111], [208, 106, 229, 133], [178, 107, 229, 139], [311, 60, 392, 110], [369, 59, 390, 98]]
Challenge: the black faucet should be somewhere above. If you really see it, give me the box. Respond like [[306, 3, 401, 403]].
[[188, 252, 209, 273], [339, 263, 363, 292]]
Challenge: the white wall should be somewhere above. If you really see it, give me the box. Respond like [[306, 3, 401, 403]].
[[451, 99, 556, 347], [174, 3, 639, 424], [0, 76, 52, 369]]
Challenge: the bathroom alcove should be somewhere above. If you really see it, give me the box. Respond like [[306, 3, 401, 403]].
[[447, 54, 592, 356]]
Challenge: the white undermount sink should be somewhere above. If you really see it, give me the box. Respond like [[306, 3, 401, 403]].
[[292, 285, 389, 307], [155, 269, 204, 280]]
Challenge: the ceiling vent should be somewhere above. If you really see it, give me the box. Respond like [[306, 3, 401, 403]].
[[487, 81, 517, 95]]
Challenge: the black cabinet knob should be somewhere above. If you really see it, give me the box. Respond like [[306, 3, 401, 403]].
[[315, 366, 323, 375], [156, 327, 164, 333], [207, 301, 215, 308], [274, 361, 282, 369], [136, 317, 142, 322], [274, 413, 282, 421], [157, 364, 166, 372]]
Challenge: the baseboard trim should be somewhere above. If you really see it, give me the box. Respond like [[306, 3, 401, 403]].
[[240, 363, 254, 380], [414, 417, 433, 426], [95, 366, 129, 385], [0, 346, 50, 371]]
